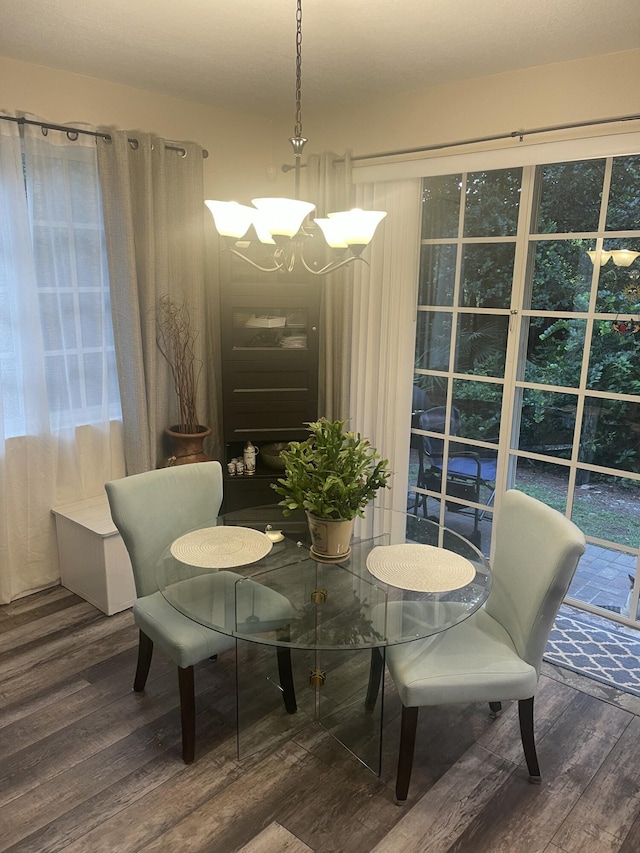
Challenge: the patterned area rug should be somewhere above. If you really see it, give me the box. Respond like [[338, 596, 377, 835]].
[[544, 609, 640, 697]]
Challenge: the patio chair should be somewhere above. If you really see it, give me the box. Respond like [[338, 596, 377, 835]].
[[411, 406, 496, 547]]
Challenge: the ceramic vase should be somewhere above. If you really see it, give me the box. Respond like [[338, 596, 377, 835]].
[[306, 512, 355, 562], [161, 425, 212, 466]]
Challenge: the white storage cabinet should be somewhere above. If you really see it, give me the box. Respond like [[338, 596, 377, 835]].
[[52, 495, 136, 615]]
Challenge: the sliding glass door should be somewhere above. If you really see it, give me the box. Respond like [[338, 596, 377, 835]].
[[411, 154, 640, 625]]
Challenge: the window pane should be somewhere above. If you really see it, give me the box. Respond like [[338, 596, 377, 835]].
[[459, 243, 514, 308], [529, 240, 593, 312], [522, 317, 587, 388], [38, 292, 78, 350], [513, 458, 569, 513], [455, 315, 508, 377], [567, 543, 636, 612], [579, 399, 640, 474], [463, 168, 522, 237], [516, 389, 577, 459], [421, 175, 461, 238], [415, 311, 452, 371], [572, 473, 640, 548], [533, 160, 605, 234], [452, 379, 502, 443], [595, 239, 640, 313], [587, 320, 640, 393], [606, 155, 640, 231], [449, 441, 497, 503], [418, 244, 457, 306], [412, 376, 449, 412]]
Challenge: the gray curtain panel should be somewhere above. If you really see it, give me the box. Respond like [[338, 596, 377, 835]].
[[97, 131, 217, 472]]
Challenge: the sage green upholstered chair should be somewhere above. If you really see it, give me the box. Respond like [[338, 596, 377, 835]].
[[385, 489, 586, 801], [106, 462, 295, 764]]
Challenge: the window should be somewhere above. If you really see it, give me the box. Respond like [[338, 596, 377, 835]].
[[0, 129, 120, 438], [412, 151, 640, 622]]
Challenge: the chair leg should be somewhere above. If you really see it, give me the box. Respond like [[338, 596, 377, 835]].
[[276, 646, 297, 714], [396, 706, 419, 802], [365, 648, 384, 711], [489, 701, 502, 717], [178, 665, 196, 764], [133, 631, 153, 692], [518, 697, 541, 783]]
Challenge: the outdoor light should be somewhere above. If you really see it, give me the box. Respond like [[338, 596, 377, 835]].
[[611, 249, 640, 267], [587, 249, 640, 267], [205, 0, 386, 275]]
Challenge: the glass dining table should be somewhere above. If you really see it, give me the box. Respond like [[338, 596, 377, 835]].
[[155, 504, 491, 774]]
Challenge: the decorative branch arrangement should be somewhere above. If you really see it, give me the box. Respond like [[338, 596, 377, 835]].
[[156, 295, 202, 433]]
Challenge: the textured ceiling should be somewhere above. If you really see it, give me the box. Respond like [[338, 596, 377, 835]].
[[1, 0, 639, 118]]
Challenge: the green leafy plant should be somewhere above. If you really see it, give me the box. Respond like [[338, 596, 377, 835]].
[[272, 418, 391, 520]]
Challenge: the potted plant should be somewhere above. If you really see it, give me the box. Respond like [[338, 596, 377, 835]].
[[156, 294, 211, 466], [272, 418, 391, 561]]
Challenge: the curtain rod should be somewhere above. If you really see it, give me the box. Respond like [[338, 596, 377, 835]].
[[282, 112, 640, 172], [0, 114, 209, 158]]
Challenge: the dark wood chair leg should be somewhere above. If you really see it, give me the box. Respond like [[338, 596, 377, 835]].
[[178, 665, 196, 764], [489, 701, 502, 717], [133, 631, 153, 692], [276, 646, 297, 714], [396, 706, 419, 802], [518, 696, 541, 783], [365, 647, 384, 711]]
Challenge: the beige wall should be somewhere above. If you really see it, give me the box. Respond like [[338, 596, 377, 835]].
[[3, 48, 639, 200], [281, 50, 640, 175], [0, 55, 281, 201]]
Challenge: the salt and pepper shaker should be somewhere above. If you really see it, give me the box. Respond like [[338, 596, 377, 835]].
[[243, 441, 258, 475]]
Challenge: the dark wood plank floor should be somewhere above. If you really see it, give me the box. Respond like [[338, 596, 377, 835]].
[[2, 586, 640, 853]]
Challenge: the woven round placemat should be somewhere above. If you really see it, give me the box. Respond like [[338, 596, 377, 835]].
[[170, 526, 273, 569], [366, 543, 476, 592]]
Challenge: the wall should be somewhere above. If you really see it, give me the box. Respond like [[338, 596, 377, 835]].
[[0, 55, 279, 201], [4, 49, 639, 200], [276, 50, 640, 179]]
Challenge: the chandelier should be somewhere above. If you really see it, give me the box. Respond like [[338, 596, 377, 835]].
[[205, 0, 386, 275]]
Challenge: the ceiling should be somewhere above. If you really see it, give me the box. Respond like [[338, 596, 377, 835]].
[[2, 0, 639, 119]]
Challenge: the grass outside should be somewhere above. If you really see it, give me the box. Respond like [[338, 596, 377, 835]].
[[515, 469, 638, 549], [409, 452, 638, 549]]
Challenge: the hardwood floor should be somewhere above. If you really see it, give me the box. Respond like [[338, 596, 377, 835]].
[[2, 586, 640, 852]]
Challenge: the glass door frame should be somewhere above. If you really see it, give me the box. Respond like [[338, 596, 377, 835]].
[[412, 153, 640, 628]]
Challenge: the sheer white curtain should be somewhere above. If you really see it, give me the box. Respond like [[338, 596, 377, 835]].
[[306, 152, 354, 420], [350, 179, 422, 517], [0, 116, 124, 603]]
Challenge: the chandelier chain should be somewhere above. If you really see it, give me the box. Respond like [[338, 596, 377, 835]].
[[294, 0, 303, 140]]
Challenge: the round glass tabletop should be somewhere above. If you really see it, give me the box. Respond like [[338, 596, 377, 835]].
[[155, 505, 491, 651]]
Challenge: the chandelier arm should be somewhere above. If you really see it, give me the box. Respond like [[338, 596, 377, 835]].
[[298, 252, 370, 276], [225, 247, 286, 274]]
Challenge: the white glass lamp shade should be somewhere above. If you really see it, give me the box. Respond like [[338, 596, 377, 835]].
[[251, 211, 276, 245], [205, 200, 254, 239], [251, 198, 316, 239], [313, 218, 348, 249], [586, 250, 611, 266], [327, 209, 387, 249], [611, 249, 640, 267]]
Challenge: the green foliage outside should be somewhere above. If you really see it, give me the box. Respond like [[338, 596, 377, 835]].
[[415, 158, 640, 483]]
